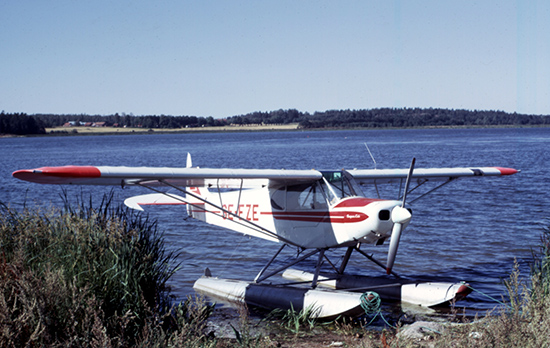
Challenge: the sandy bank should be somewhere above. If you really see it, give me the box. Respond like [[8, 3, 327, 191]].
[[46, 123, 300, 135]]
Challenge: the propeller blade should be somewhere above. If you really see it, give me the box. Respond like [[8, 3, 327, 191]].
[[401, 157, 416, 207], [386, 157, 416, 275], [386, 223, 403, 274]]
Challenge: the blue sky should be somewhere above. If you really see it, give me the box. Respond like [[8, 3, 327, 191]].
[[1, 1, 549, 118]]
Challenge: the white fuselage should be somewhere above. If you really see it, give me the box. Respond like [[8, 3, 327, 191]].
[[186, 184, 408, 249]]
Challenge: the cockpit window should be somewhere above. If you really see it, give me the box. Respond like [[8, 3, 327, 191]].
[[320, 171, 363, 203]]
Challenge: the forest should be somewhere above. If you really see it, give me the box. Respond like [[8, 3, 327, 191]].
[[1, 108, 549, 135], [0, 112, 46, 135]]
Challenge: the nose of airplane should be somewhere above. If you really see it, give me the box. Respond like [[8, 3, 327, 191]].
[[365, 200, 413, 240], [391, 206, 412, 224], [362, 200, 400, 235]]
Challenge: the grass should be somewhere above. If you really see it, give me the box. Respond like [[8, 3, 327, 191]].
[[265, 303, 322, 334], [1, 196, 550, 347]]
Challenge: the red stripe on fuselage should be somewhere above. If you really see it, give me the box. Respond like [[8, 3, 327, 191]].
[[264, 211, 368, 223], [138, 202, 187, 206]]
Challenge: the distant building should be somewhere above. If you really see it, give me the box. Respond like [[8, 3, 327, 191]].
[[64, 121, 84, 127]]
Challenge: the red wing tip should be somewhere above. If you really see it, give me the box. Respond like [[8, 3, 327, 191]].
[[13, 166, 101, 184], [13, 169, 32, 176], [386, 268, 392, 275], [12, 169, 39, 180], [494, 167, 519, 175]]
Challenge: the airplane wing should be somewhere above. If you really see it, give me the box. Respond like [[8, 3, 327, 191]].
[[347, 167, 518, 185], [12, 165, 518, 188], [12, 165, 322, 188]]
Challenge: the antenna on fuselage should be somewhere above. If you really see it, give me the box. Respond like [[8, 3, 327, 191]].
[[364, 143, 377, 169]]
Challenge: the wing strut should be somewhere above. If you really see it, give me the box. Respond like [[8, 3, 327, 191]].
[[408, 177, 458, 204]]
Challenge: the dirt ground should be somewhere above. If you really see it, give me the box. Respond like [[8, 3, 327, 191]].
[[205, 305, 403, 348]]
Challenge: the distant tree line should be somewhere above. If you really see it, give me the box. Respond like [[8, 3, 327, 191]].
[[1, 108, 549, 135], [0, 112, 45, 135], [32, 113, 226, 129], [295, 108, 550, 129]]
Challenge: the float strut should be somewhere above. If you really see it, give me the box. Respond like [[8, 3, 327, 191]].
[[354, 246, 400, 278], [311, 249, 326, 289], [254, 244, 286, 283], [338, 245, 356, 274]]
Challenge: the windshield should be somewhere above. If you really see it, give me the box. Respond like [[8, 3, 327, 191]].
[[320, 171, 363, 204]]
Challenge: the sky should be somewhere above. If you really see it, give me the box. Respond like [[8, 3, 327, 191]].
[[1, 1, 549, 118]]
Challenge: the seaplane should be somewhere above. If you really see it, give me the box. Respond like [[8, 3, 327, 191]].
[[12, 154, 519, 318]]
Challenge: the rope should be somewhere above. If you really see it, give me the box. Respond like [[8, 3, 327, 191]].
[[359, 283, 513, 329], [460, 281, 510, 308], [360, 291, 395, 328], [360, 291, 381, 314], [217, 235, 246, 278]]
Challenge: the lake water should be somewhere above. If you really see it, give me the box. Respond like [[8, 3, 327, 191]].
[[2, 127, 549, 313]]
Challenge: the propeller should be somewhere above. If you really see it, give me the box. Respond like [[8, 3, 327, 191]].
[[386, 158, 415, 275]]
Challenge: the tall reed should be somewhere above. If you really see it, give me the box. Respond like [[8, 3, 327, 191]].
[[0, 197, 199, 347]]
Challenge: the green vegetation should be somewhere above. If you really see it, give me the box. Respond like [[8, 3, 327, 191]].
[[33, 108, 550, 129], [2, 108, 549, 135], [0, 112, 45, 135], [0, 200, 217, 347], [266, 304, 321, 334], [298, 108, 550, 128]]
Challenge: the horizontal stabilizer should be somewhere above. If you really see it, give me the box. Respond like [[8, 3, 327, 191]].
[[124, 193, 187, 211]]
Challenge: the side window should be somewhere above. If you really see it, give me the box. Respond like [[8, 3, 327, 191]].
[[271, 187, 285, 210], [285, 183, 327, 210]]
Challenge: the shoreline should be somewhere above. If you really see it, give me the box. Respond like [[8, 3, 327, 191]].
[[48, 123, 550, 135], [2, 123, 548, 138], [40, 123, 300, 136]]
